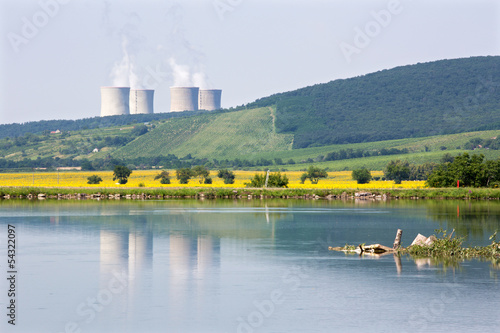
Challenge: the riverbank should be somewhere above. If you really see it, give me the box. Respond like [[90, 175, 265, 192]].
[[1, 186, 500, 200]]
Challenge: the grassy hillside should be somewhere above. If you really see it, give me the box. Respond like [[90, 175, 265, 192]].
[[111, 107, 294, 160]]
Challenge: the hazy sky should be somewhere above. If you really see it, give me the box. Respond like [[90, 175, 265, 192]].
[[0, 0, 498, 125]]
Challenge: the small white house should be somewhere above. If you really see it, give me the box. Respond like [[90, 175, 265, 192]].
[[92, 148, 99, 153]]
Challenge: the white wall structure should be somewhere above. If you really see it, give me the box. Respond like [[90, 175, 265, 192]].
[[198, 89, 222, 111], [130, 89, 154, 114], [170, 87, 199, 112], [100, 87, 130, 116]]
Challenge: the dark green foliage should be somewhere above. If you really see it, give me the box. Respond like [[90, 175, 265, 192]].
[[113, 165, 132, 185], [0, 110, 206, 140], [217, 169, 235, 184], [384, 160, 411, 183], [176, 168, 194, 184], [426, 153, 500, 187], [351, 168, 371, 184], [246, 173, 266, 187], [80, 159, 94, 171], [300, 166, 328, 184], [204, 177, 213, 184], [131, 124, 148, 136], [154, 170, 171, 184], [463, 137, 500, 150], [268, 172, 289, 188], [246, 172, 289, 188], [247, 56, 500, 148], [192, 165, 210, 184], [87, 175, 102, 184]]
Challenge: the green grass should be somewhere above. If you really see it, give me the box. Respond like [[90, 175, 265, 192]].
[[111, 106, 294, 160]]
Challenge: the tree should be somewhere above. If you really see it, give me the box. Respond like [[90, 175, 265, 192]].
[[176, 167, 194, 184], [300, 166, 328, 184], [87, 175, 102, 184], [384, 160, 410, 183], [217, 169, 235, 184], [154, 170, 171, 184], [113, 165, 132, 184], [131, 124, 148, 136], [192, 165, 210, 184], [426, 153, 499, 188], [268, 172, 289, 188], [352, 168, 371, 184], [246, 173, 266, 187], [245, 172, 289, 188]]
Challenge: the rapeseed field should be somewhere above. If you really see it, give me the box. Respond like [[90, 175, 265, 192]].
[[0, 170, 426, 189]]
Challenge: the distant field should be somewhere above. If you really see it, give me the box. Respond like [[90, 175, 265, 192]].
[[0, 170, 425, 189]]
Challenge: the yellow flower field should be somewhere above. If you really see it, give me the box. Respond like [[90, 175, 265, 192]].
[[0, 170, 426, 189]]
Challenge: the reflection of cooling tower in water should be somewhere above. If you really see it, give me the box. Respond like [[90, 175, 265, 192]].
[[100, 230, 129, 275], [196, 236, 219, 274], [128, 231, 153, 279]]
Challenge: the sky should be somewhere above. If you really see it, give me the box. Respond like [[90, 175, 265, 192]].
[[0, 0, 498, 125]]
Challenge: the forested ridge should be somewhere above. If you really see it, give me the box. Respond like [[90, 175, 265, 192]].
[[248, 56, 500, 148]]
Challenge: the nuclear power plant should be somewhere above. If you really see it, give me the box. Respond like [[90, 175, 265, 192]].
[[130, 89, 155, 114], [169, 87, 223, 112], [100, 85, 222, 116], [199, 89, 222, 111], [170, 87, 200, 112], [100, 87, 131, 116]]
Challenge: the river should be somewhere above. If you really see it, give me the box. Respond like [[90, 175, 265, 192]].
[[0, 199, 499, 333]]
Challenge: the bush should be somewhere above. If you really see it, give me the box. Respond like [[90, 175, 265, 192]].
[[204, 177, 213, 184], [87, 175, 102, 184], [352, 168, 371, 184], [217, 169, 235, 184], [154, 170, 171, 184], [245, 172, 289, 188], [138, 183, 145, 187]]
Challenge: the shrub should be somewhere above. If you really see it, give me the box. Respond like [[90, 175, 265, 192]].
[[217, 169, 235, 184], [87, 175, 102, 184], [352, 168, 371, 184], [154, 170, 171, 184]]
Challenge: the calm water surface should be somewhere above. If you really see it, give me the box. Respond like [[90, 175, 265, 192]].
[[0, 199, 499, 333]]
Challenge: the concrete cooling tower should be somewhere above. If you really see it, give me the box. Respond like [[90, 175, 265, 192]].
[[198, 89, 222, 111], [130, 89, 154, 114], [100, 87, 130, 116], [170, 87, 199, 112]]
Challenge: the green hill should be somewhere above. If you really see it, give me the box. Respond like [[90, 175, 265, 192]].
[[248, 56, 500, 148], [111, 106, 294, 160]]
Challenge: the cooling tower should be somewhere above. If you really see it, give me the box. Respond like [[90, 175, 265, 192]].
[[199, 89, 222, 111], [130, 89, 154, 114], [100, 87, 130, 116], [170, 87, 199, 112]]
